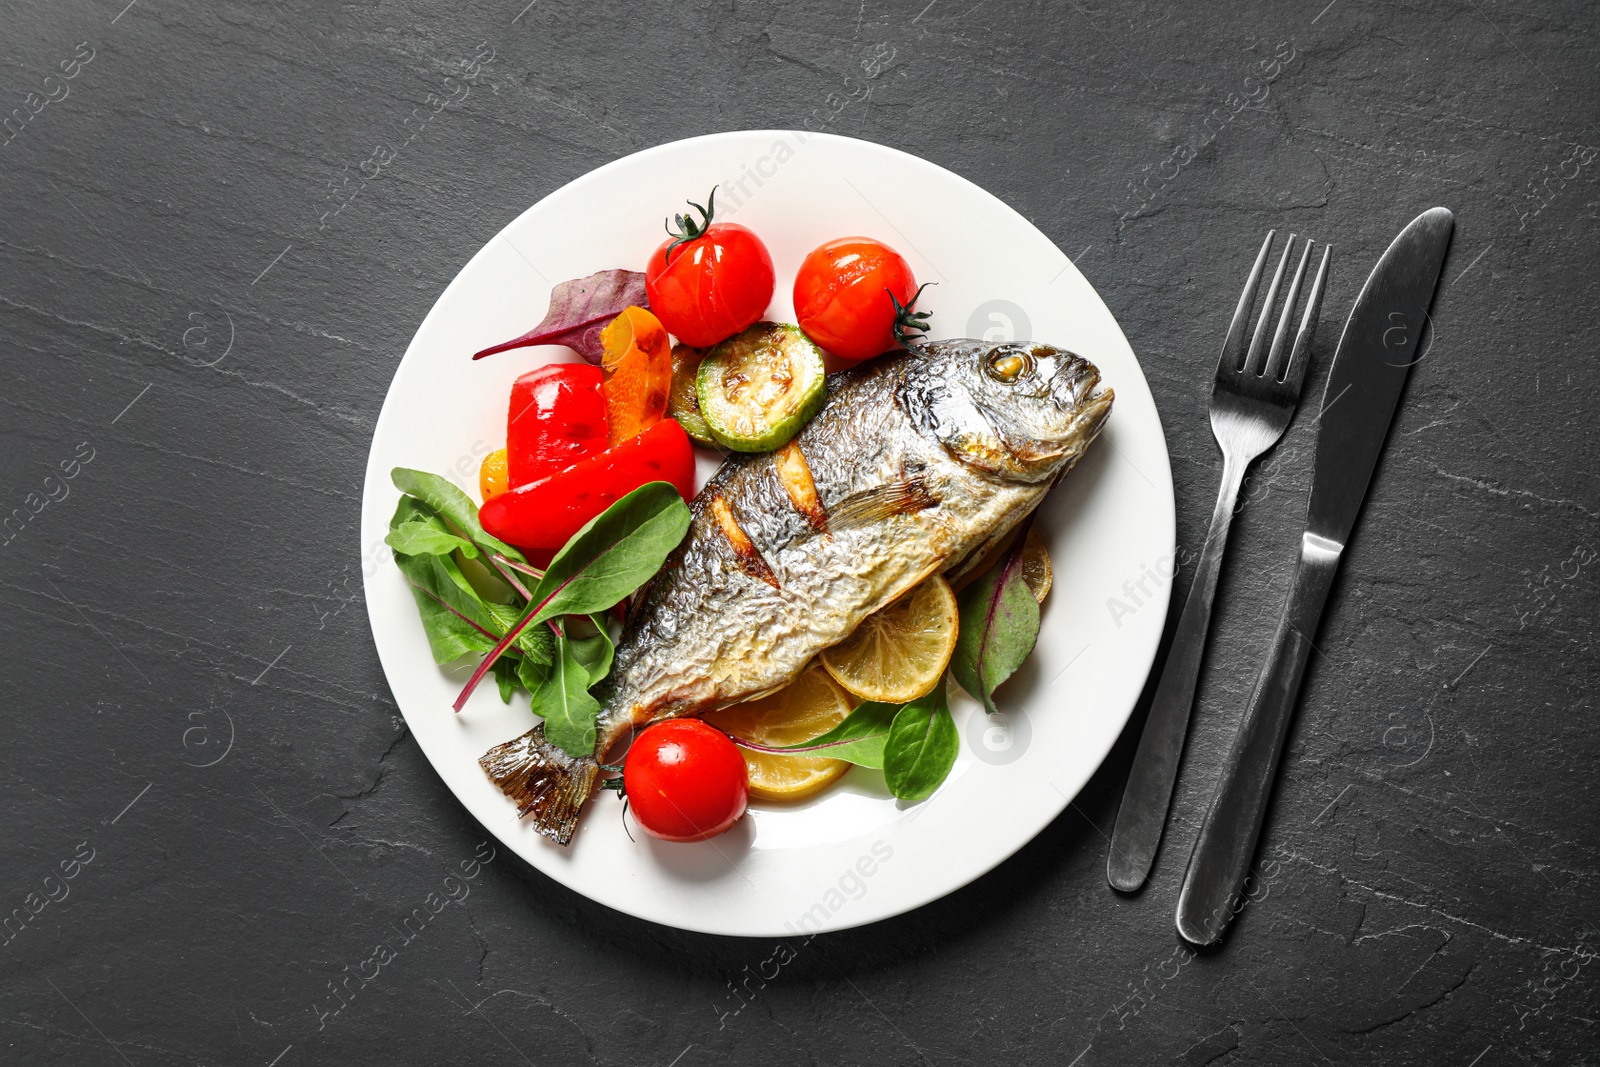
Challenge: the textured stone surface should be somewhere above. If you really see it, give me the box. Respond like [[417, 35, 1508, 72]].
[[1, 1, 1595, 1064]]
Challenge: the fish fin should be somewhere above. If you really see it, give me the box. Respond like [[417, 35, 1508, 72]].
[[478, 724, 599, 846], [829, 478, 939, 529]]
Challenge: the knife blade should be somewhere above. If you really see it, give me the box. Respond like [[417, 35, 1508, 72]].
[[1307, 206, 1454, 547], [1174, 207, 1454, 946]]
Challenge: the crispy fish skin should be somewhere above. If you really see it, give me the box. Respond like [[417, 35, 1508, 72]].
[[481, 340, 1113, 844]]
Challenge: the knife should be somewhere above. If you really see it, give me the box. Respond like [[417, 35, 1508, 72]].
[[1173, 207, 1454, 946]]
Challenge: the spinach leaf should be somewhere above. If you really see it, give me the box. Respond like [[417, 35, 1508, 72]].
[[394, 551, 501, 664], [735, 700, 898, 769], [883, 685, 958, 801], [386, 516, 477, 558], [951, 526, 1040, 714], [390, 496, 550, 667], [536, 636, 602, 756], [531, 482, 691, 620], [452, 482, 690, 711], [390, 496, 502, 663], [391, 467, 525, 562], [567, 613, 614, 687]]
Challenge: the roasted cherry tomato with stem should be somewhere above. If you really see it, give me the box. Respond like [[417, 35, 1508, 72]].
[[615, 719, 748, 842], [506, 363, 608, 488], [479, 418, 696, 551], [645, 187, 775, 348], [793, 237, 932, 362]]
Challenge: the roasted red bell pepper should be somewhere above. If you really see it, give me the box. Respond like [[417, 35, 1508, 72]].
[[507, 363, 608, 488], [480, 418, 696, 551]]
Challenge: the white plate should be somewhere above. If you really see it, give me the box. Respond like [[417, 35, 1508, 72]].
[[361, 131, 1174, 937]]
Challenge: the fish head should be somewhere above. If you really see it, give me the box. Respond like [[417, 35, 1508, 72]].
[[899, 339, 1114, 483]]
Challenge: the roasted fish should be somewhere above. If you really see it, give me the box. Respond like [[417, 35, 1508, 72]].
[[481, 339, 1114, 843]]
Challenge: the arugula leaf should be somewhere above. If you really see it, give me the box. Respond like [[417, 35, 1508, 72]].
[[391, 467, 525, 562], [535, 636, 602, 756], [567, 613, 614, 687], [471, 269, 648, 364], [483, 601, 554, 666], [733, 700, 898, 768], [883, 685, 959, 802], [951, 526, 1041, 714], [452, 482, 690, 712], [516, 650, 550, 694]]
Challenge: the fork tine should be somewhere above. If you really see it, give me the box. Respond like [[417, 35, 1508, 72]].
[[1244, 234, 1296, 376], [1218, 230, 1275, 375], [1283, 244, 1332, 394], [1264, 239, 1314, 382]]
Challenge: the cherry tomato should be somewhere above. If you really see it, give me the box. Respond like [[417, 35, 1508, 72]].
[[645, 189, 774, 347], [622, 719, 748, 842], [479, 418, 695, 551], [507, 363, 608, 488], [793, 237, 918, 362]]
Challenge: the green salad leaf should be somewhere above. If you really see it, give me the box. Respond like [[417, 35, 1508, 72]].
[[883, 684, 959, 802], [951, 525, 1041, 714], [529, 482, 692, 622], [729, 684, 959, 802], [735, 700, 898, 768], [391, 468, 525, 562], [450, 481, 691, 735], [386, 504, 480, 558], [535, 634, 602, 755], [568, 613, 615, 688]]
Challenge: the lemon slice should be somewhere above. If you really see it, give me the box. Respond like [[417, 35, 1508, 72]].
[[953, 527, 1052, 604], [703, 664, 855, 801], [819, 575, 959, 703], [1019, 527, 1052, 603]]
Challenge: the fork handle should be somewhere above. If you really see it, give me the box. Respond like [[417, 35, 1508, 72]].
[[1174, 532, 1341, 945], [1107, 451, 1249, 892]]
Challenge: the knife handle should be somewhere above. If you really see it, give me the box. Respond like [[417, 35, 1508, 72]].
[[1174, 531, 1341, 946]]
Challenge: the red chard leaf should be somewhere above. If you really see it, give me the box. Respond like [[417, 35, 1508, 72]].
[[472, 269, 648, 364]]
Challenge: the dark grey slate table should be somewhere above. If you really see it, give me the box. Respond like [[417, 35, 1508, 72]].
[[2, 1, 1595, 1064]]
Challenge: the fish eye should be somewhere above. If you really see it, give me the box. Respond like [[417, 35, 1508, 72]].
[[985, 350, 1033, 383]]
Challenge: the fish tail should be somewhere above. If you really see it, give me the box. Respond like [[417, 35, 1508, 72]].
[[478, 724, 599, 846]]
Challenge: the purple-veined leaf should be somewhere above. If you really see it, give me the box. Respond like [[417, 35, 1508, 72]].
[[471, 269, 648, 364], [951, 520, 1042, 714]]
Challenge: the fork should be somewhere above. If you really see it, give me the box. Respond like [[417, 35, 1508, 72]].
[[1107, 231, 1331, 893]]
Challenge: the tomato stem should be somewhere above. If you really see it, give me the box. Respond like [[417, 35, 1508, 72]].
[[890, 282, 935, 347], [662, 186, 718, 264]]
